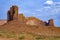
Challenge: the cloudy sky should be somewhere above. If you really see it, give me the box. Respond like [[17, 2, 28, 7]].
[[0, 0, 60, 26]]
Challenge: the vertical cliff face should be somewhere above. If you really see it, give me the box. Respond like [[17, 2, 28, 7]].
[[12, 6, 18, 20], [7, 5, 18, 22], [7, 10, 11, 21], [48, 19, 54, 26]]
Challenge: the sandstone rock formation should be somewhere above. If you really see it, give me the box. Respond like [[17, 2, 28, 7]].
[[48, 19, 54, 26], [18, 13, 25, 22], [0, 5, 60, 36], [26, 16, 45, 26], [7, 5, 55, 27], [7, 5, 18, 22], [7, 10, 11, 21]]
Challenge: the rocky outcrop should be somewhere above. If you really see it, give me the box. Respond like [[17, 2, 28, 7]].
[[7, 5, 18, 22], [7, 5, 54, 27], [48, 19, 54, 26], [18, 13, 25, 21], [7, 10, 11, 21], [18, 13, 26, 23], [26, 16, 45, 26]]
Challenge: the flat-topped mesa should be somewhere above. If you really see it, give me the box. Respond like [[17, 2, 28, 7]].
[[7, 5, 18, 22], [48, 19, 54, 26]]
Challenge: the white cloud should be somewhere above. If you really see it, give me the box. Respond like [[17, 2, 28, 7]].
[[36, 6, 51, 12], [44, 0, 54, 5], [35, 6, 60, 17]]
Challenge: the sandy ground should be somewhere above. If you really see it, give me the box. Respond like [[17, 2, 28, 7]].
[[0, 20, 7, 25]]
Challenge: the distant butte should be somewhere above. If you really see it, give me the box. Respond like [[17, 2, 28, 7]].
[[0, 5, 60, 36], [6, 5, 54, 26]]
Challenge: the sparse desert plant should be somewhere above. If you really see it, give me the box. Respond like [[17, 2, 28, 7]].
[[54, 36, 60, 38], [0, 30, 16, 38], [35, 35, 45, 40], [53, 36, 60, 40], [0, 32, 4, 37], [5, 33, 16, 38], [18, 34, 25, 40]]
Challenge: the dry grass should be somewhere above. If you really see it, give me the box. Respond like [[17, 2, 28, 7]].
[[0, 30, 60, 40]]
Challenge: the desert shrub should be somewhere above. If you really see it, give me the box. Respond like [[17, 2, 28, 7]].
[[0, 32, 3, 36], [5, 33, 16, 38], [35, 35, 45, 40], [18, 35, 25, 40], [54, 36, 60, 38]]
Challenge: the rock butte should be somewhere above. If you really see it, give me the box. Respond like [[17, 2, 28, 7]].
[[7, 5, 54, 26], [0, 5, 60, 36]]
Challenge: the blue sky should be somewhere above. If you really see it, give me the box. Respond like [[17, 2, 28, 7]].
[[0, 0, 60, 27]]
